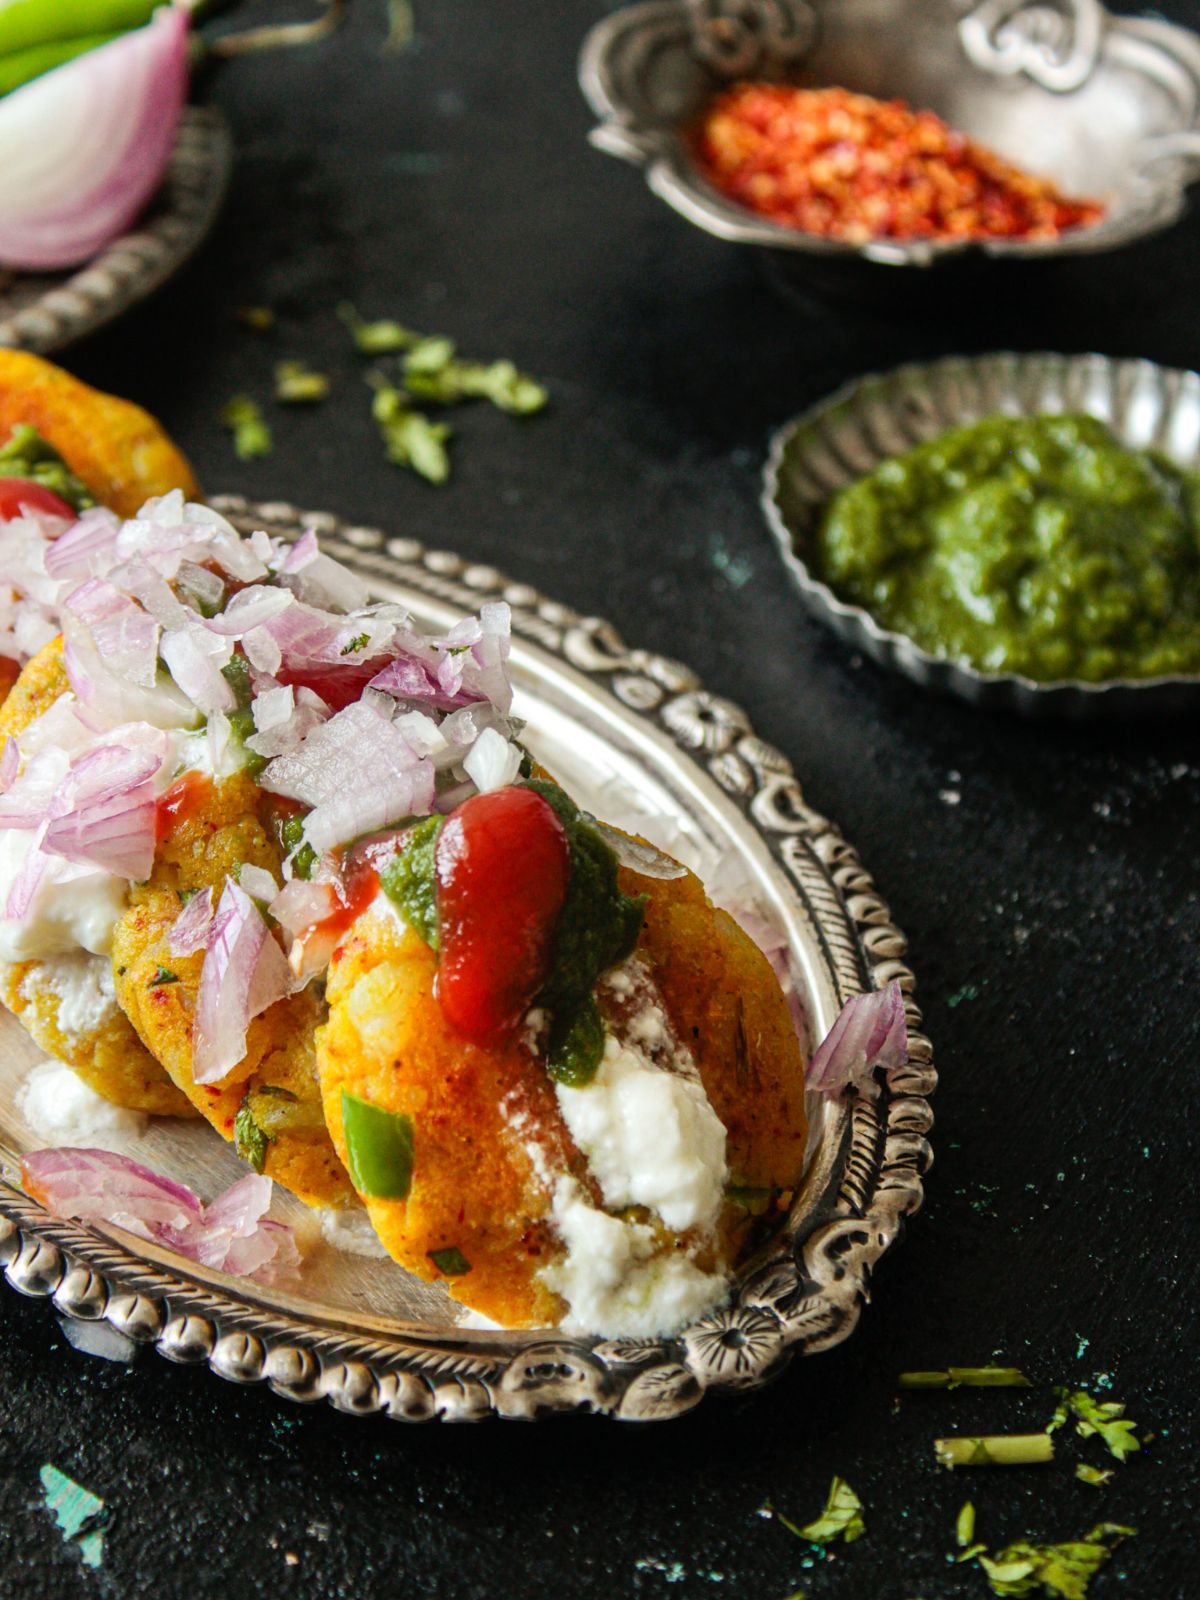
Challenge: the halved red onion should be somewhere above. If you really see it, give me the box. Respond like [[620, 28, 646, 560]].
[[168, 886, 215, 957], [21, 1148, 299, 1285], [193, 879, 292, 1085], [806, 979, 907, 1100], [0, 9, 190, 272]]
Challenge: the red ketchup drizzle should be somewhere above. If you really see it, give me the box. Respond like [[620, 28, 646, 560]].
[[317, 851, 381, 952], [433, 787, 570, 1047], [0, 479, 75, 523], [155, 771, 212, 844]]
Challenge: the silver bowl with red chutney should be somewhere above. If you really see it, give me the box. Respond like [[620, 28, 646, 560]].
[[580, 0, 1200, 278]]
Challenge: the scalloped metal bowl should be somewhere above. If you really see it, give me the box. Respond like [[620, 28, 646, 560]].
[[763, 350, 1200, 720], [579, 0, 1200, 278]]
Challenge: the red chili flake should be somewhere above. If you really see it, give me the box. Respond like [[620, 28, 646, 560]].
[[692, 83, 1104, 243]]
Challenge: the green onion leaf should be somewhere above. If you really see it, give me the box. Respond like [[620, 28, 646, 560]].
[[899, 1367, 1031, 1389], [428, 1246, 471, 1277], [934, 1435, 1055, 1469], [274, 360, 330, 404], [340, 1091, 415, 1199], [218, 396, 272, 460]]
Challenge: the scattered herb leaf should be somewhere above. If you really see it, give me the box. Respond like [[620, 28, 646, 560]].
[[780, 1476, 865, 1546], [340, 633, 370, 655], [901, 1367, 1031, 1390], [370, 380, 451, 483], [384, 0, 415, 51], [976, 1522, 1135, 1599], [405, 355, 548, 415], [218, 395, 272, 460], [957, 1502, 977, 1548], [148, 966, 179, 988], [275, 360, 330, 404], [404, 334, 456, 374], [338, 301, 419, 354], [1074, 1463, 1114, 1488], [1054, 1390, 1142, 1464], [428, 1246, 471, 1276], [234, 306, 275, 331], [39, 1464, 106, 1570], [935, 1435, 1055, 1469], [234, 1101, 270, 1174]]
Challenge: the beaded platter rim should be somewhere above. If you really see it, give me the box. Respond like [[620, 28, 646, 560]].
[[0, 498, 935, 1423], [0, 107, 232, 356]]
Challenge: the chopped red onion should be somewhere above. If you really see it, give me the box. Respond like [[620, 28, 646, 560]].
[[21, 1148, 299, 1286], [238, 863, 279, 903], [278, 551, 370, 613], [807, 979, 907, 1100], [0, 737, 17, 795], [260, 700, 436, 852], [193, 879, 292, 1084], [280, 529, 318, 572], [160, 623, 235, 715], [268, 877, 337, 936], [462, 726, 523, 792], [201, 584, 294, 637], [168, 886, 214, 956], [42, 508, 122, 579]]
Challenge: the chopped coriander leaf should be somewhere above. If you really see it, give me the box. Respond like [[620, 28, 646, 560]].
[[370, 381, 451, 484], [234, 306, 275, 331], [274, 360, 330, 404], [279, 812, 317, 880], [218, 395, 272, 460], [956, 1542, 989, 1565], [900, 1367, 1031, 1389], [384, 0, 414, 50], [975, 1522, 1135, 1599], [148, 966, 179, 987], [779, 1476, 865, 1546], [405, 355, 548, 415], [403, 335, 456, 374], [340, 633, 370, 655], [1054, 1389, 1142, 1463], [338, 301, 419, 354], [956, 1502, 976, 1548], [1075, 1463, 1114, 1488], [234, 1101, 270, 1173], [179, 887, 201, 904], [935, 1435, 1055, 1468], [428, 1246, 471, 1276]]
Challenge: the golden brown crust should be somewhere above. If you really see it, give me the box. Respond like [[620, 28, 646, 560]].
[[111, 775, 354, 1208], [0, 351, 199, 518]]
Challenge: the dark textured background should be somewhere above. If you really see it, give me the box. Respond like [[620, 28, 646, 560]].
[[2, 2, 1198, 1595]]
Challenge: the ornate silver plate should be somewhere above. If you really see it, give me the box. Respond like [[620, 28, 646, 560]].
[[0, 107, 232, 356], [580, 0, 1200, 271], [763, 350, 1200, 720], [0, 498, 934, 1422]]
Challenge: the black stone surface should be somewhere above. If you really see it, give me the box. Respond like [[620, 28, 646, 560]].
[[2, 3, 1198, 1596]]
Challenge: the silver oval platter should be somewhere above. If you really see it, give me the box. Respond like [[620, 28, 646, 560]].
[[764, 350, 1200, 721], [0, 498, 935, 1423], [0, 107, 232, 356]]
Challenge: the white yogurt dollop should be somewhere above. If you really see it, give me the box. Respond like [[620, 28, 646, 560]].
[[17, 1058, 147, 1149]]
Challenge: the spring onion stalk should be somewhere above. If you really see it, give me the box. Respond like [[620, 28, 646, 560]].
[[934, 1435, 1055, 1469]]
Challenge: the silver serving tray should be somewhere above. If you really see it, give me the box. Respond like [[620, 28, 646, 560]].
[[763, 350, 1200, 720], [0, 107, 232, 356], [0, 499, 934, 1422], [580, 0, 1200, 272]]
